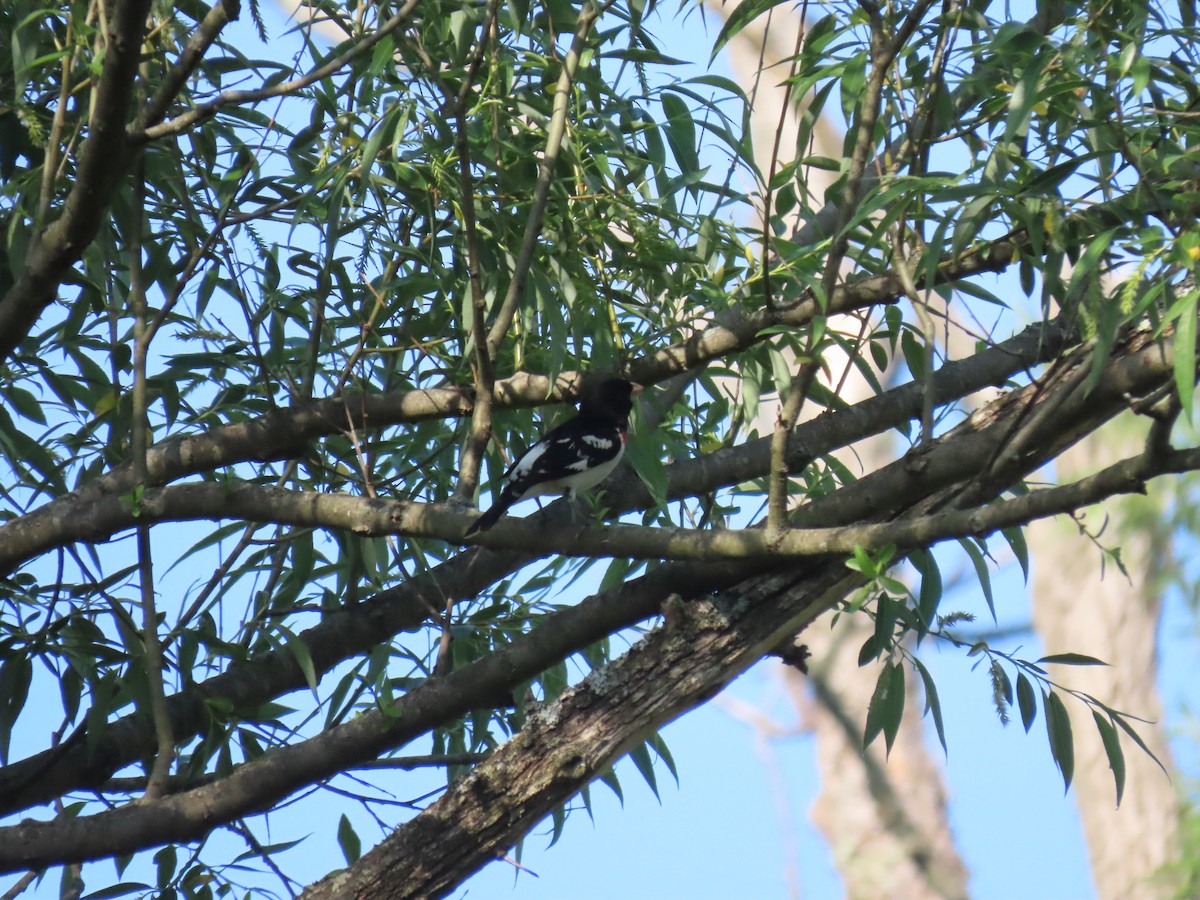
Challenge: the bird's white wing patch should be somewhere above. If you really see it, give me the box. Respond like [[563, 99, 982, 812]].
[[510, 441, 549, 481]]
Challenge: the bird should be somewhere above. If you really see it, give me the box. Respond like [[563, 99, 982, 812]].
[[465, 377, 643, 535]]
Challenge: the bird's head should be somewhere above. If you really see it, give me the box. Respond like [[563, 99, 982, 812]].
[[581, 377, 643, 425]]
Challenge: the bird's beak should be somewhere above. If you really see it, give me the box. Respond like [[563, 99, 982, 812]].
[[631, 383, 644, 397]]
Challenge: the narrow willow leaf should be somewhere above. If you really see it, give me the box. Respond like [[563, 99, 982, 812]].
[[1001, 526, 1030, 586], [711, 0, 801, 59], [337, 814, 361, 865], [647, 732, 680, 787], [549, 804, 567, 847], [958, 538, 996, 624], [1092, 711, 1126, 806], [1037, 652, 1108, 667], [1110, 712, 1168, 776], [599, 768, 624, 806], [154, 845, 177, 888], [1044, 690, 1076, 791], [1016, 672, 1037, 733], [1172, 289, 1197, 420], [882, 662, 906, 754], [912, 657, 948, 754], [280, 628, 318, 694], [864, 661, 905, 755], [910, 548, 944, 634], [660, 91, 699, 176], [629, 741, 661, 801]]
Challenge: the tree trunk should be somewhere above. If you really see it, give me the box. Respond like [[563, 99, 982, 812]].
[[711, 4, 970, 896], [1030, 415, 1181, 900]]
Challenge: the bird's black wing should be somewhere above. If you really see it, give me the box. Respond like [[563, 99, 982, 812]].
[[503, 417, 623, 495]]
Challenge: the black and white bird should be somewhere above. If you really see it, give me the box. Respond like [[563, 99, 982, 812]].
[[465, 378, 643, 535]]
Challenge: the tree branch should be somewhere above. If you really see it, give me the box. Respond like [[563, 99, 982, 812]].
[[302, 564, 862, 899], [0, 315, 1184, 866], [451, 0, 501, 503], [5, 432, 1194, 569], [0, 232, 1026, 579], [128, 155, 175, 799], [0, 315, 1069, 576], [484, 0, 607, 355], [0, 0, 152, 366], [0, 311, 1071, 817], [136, 0, 242, 131], [137, 0, 424, 141]]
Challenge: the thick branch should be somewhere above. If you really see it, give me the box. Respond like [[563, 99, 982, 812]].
[[0, 240, 1024, 578], [303, 565, 860, 899], [8, 437, 1196, 568], [0, 316, 1183, 865], [0, 316, 1071, 817], [0, 0, 152, 365], [0, 315, 1066, 575]]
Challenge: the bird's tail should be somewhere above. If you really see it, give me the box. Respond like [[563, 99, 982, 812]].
[[464, 489, 514, 536]]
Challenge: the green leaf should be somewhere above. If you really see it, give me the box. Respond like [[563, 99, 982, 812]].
[[3, 384, 46, 424], [1037, 653, 1108, 667], [154, 845, 177, 888], [864, 661, 906, 755], [337, 814, 361, 864], [711, 0, 800, 59], [1044, 690, 1075, 791], [280, 629, 318, 694], [1172, 289, 1197, 420], [840, 51, 868, 124], [872, 593, 899, 654], [909, 548, 943, 634], [0, 655, 32, 764], [80, 884, 152, 899], [912, 657, 948, 754], [1110, 711, 1168, 776], [958, 538, 996, 624], [646, 731, 680, 787], [1092, 711, 1126, 806], [857, 632, 883, 666], [629, 740, 661, 801], [1001, 526, 1030, 586], [1016, 672, 1037, 733], [548, 803, 567, 847], [599, 767, 624, 806], [660, 91, 699, 177], [1003, 54, 1045, 143]]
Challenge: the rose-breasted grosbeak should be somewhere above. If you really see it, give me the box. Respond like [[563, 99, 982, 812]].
[[465, 378, 643, 535]]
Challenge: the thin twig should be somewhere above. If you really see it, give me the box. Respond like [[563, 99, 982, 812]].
[[128, 150, 175, 800], [452, 0, 502, 504], [37, 16, 76, 228], [484, 0, 613, 357], [759, 0, 810, 312], [0, 871, 39, 900], [137, 0, 241, 130], [139, 0, 423, 141], [768, 11, 899, 532]]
